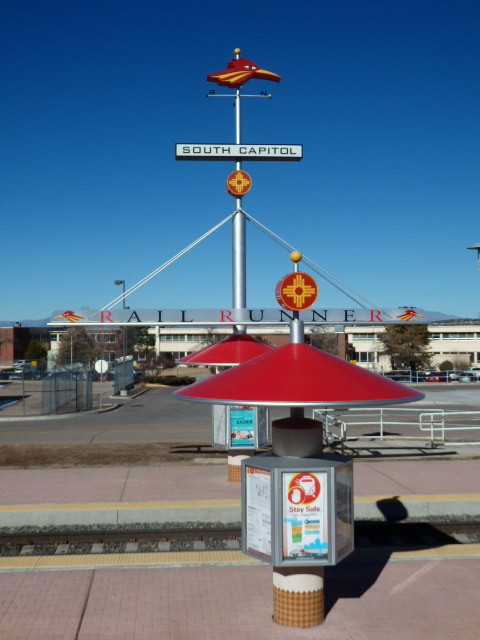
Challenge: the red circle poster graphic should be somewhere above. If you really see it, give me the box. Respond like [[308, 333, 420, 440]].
[[287, 473, 321, 505], [275, 272, 318, 311], [227, 170, 252, 197]]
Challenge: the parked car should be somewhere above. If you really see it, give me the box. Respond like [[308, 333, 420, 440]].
[[425, 371, 449, 382], [12, 360, 29, 368], [92, 370, 114, 381], [457, 371, 480, 382]]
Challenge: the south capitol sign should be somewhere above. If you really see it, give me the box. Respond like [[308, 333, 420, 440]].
[[176, 144, 303, 161]]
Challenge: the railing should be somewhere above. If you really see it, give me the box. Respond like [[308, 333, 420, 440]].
[[312, 407, 480, 448], [419, 411, 480, 445]]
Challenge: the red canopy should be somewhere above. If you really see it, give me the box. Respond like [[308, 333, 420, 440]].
[[176, 334, 273, 367], [175, 343, 424, 407]]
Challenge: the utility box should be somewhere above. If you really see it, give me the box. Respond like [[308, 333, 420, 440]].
[[241, 454, 354, 567], [212, 404, 269, 450]]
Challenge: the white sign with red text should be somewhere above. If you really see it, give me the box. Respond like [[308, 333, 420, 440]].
[[282, 471, 328, 560]]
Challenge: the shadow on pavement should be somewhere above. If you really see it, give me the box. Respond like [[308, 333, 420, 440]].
[[325, 496, 459, 615]]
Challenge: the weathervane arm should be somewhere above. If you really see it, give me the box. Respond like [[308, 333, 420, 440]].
[[206, 94, 273, 99]]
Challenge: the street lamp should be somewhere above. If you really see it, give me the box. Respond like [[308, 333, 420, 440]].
[[114, 279, 128, 309], [114, 279, 129, 391], [467, 244, 480, 271]]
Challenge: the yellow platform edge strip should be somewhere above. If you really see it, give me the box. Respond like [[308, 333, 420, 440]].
[[1, 494, 479, 513], [0, 545, 479, 572]]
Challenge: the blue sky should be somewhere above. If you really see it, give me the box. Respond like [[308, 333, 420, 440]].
[[1, 0, 479, 322]]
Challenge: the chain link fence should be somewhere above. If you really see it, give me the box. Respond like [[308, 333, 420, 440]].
[[112, 357, 134, 395], [0, 367, 99, 417], [40, 370, 93, 415]]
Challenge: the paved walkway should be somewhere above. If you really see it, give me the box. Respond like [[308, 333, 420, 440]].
[[0, 454, 478, 638]]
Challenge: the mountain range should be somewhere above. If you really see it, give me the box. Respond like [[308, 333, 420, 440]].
[[0, 318, 50, 328]]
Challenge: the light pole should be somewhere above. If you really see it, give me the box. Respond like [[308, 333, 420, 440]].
[[114, 280, 129, 391], [114, 279, 127, 308], [467, 244, 480, 271]]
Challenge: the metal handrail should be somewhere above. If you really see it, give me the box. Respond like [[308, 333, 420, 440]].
[[312, 407, 480, 448], [419, 410, 480, 445]]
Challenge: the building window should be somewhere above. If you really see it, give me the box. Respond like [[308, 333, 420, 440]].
[[431, 332, 476, 340], [351, 333, 377, 342], [95, 334, 117, 343], [31, 332, 49, 342], [354, 352, 377, 363]]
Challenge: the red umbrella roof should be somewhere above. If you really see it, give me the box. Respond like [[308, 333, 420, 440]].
[[175, 343, 424, 407], [176, 334, 273, 367]]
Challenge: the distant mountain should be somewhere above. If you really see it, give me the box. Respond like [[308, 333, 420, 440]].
[[0, 318, 50, 328]]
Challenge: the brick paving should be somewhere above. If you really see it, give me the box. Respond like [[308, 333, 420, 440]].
[[0, 459, 478, 506], [0, 561, 478, 639], [0, 450, 478, 637]]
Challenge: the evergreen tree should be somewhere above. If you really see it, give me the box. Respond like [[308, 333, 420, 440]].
[[56, 328, 99, 366], [378, 325, 431, 370], [129, 327, 155, 356], [24, 341, 48, 362]]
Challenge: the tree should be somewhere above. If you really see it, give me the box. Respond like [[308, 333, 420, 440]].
[[200, 328, 221, 347], [309, 330, 340, 357], [24, 341, 48, 362], [56, 328, 99, 367], [378, 325, 431, 370], [129, 327, 155, 357]]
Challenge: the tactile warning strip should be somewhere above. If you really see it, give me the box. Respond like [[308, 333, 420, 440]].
[[1, 493, 478, 513], [0, 545, 478, 573], [0, 499, 241, 512]]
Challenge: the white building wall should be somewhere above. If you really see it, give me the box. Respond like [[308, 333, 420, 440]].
[[347, 324, 480, 370]]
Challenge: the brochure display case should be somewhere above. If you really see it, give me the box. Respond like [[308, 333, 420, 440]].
[[212, 404, 269, 450], [242, 455, 354, 567]]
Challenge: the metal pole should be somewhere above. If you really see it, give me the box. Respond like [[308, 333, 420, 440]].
[[232, 50, 246, 333]]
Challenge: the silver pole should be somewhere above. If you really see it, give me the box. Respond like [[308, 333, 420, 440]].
[[290, 261, 304, 418], [232, 50, 247, 333]]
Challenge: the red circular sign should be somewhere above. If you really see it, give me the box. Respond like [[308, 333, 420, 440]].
[[227, 170, 252, 197], [275, 272, 318, 311], [287, 473, 321, 506]]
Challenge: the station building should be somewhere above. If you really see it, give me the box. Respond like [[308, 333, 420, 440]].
[[3, 321, 480, 373], [152, 321, 480, 372], [346, 321, 480, 371], [0, 325, 50, 367]]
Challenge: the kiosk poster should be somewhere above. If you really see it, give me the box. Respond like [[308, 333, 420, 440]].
[[335, 466, 354, 560], [282, 472, 328, 560], [212, 405, 227, 447], [230, 406, 255, 448], [245, 467, 272, 558]]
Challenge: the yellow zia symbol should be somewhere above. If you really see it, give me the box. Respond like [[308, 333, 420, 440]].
[[228, 171, 251, 195], [282, 274, 316, 309]]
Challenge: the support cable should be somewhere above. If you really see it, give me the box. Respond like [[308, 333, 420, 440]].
[[101, 212, 236, 310], [243, 210, 380, 310]]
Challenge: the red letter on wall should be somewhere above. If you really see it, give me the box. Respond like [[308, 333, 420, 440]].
[[370, 310, 382, 322], [100, 311, 113, 323], [220, 310, 234, 322]]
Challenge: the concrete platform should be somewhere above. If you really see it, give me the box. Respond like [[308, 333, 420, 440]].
[[0, 456, 479, 638], [0, 457, 479, 528]]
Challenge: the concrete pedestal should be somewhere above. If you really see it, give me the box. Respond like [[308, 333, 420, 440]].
[[227, 454, 250, 482]]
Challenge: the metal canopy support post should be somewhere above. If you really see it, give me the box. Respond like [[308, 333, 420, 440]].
[[232, 64, 247, 334]]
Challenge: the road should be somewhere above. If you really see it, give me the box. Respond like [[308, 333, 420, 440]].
[[0, 384, 479, 445]]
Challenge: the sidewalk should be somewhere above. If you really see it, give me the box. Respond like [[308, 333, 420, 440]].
[[0, 456, 479, 527], [0, 456, 479, 638], [0, 459, 480, 640]]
